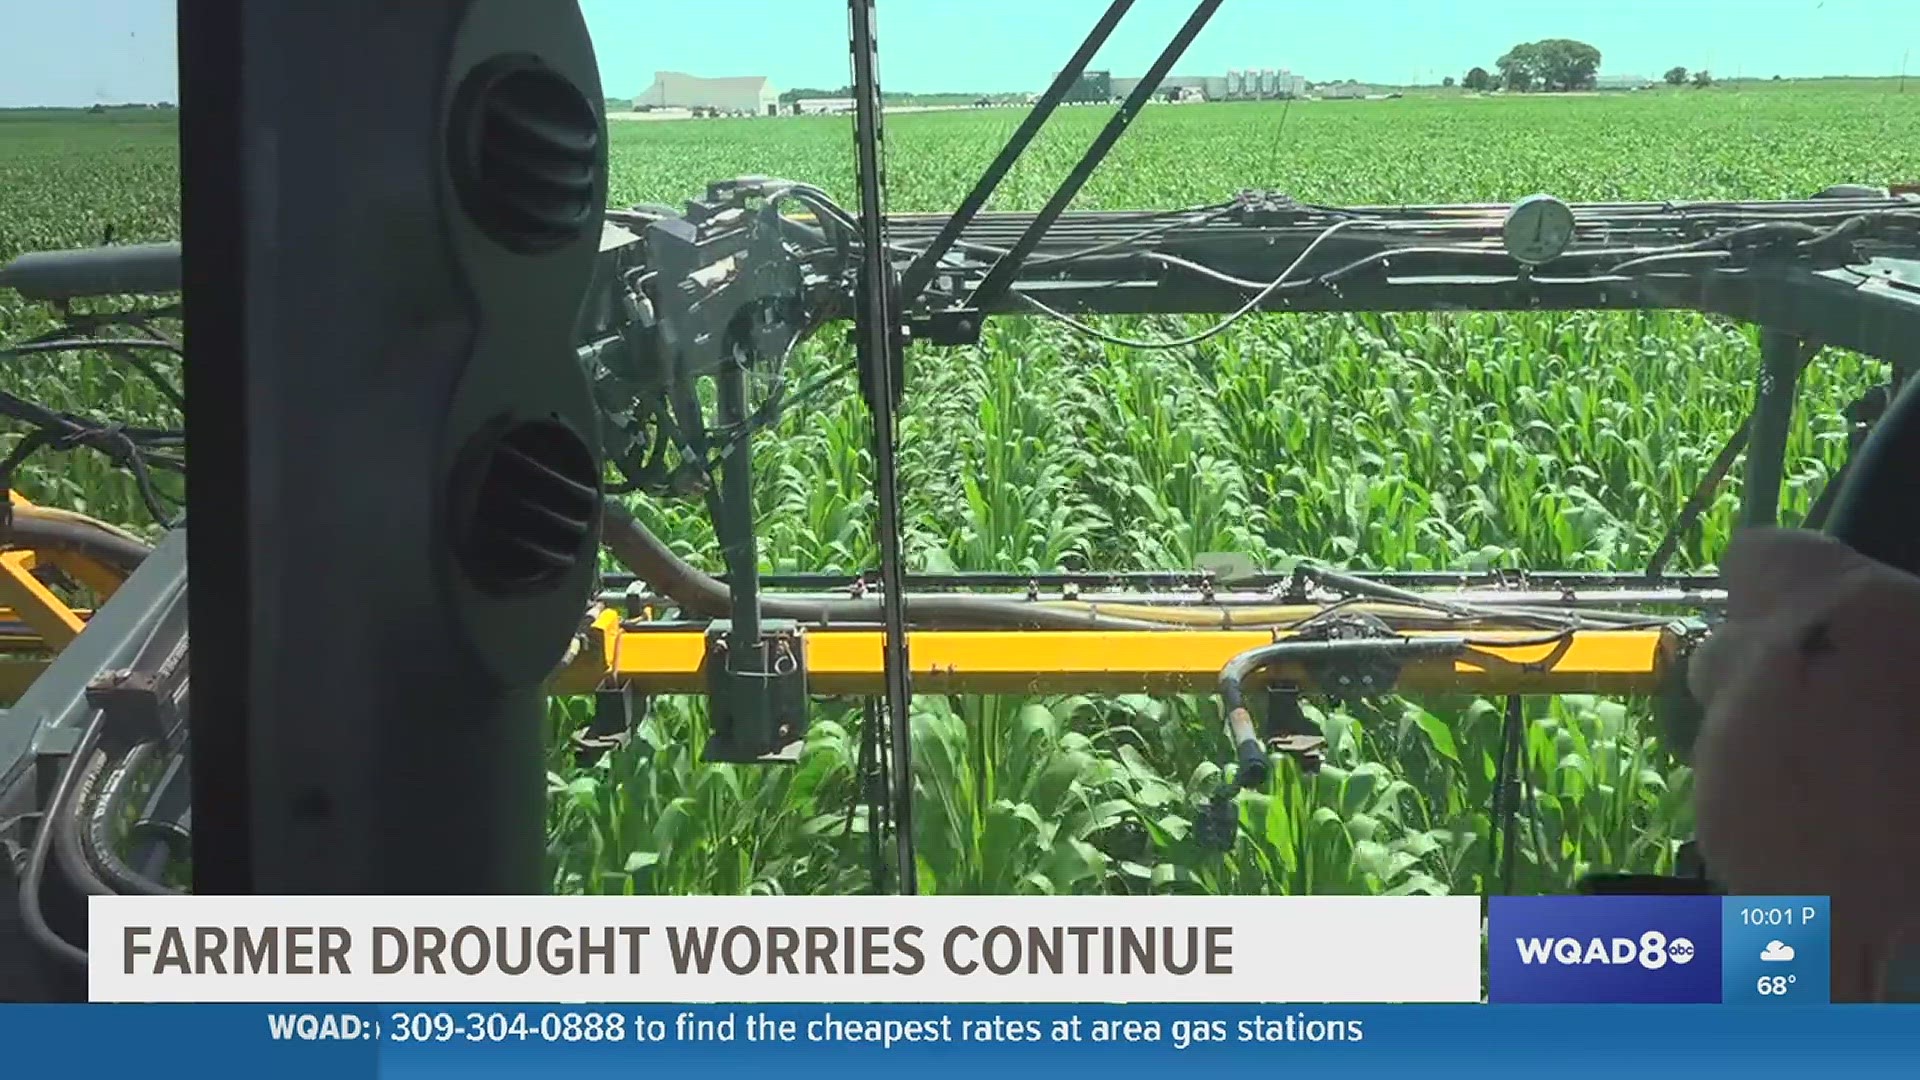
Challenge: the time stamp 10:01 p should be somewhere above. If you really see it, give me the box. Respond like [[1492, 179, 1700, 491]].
[[1722, 897, 1829, 1004]]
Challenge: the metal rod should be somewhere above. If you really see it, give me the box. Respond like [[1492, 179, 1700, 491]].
[[847, 0, 917, 896], [606, 586, 1723, 610], [861, 697, 887, 894], [1647, 414, 1749, 577], [616, 569, 1726, 590], [716, 353, 761, 649], [966, 0, 1223, 310], [1498, 694, 1524, 895], [1741, 329, 1809, 527], [896, 0, 1135, 305]]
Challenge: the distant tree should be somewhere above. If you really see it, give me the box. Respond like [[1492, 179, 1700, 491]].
[[779, 86, 852, 104], [1463, 66, 1492, 91], [1442, 75, 1456, 87], [1772, 74, 1783, 80], [1665, 66, 1689, 85], [1495, 39, 1602, 92], [1496, 43, 1539, 90], [1693, 69, 1713, 88], [1536, 39, 1602, 90]]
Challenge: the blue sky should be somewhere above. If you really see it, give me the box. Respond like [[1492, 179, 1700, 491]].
[[1, 0, 1914, 107]]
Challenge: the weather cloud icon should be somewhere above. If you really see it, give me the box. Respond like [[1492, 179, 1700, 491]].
[[1761, 941, 1795, 962]]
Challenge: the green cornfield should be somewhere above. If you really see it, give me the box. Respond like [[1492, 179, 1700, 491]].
[[3, 84, 1916, 899]]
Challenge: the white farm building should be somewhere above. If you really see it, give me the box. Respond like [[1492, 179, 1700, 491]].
[[635, 71, 780, 115]]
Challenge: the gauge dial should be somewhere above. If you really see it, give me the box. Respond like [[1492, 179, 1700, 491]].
[[1502, 193, 1576, 265]]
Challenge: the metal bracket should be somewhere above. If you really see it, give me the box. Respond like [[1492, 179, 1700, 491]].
[[572, 680, 644, 766], [1230, 188, 1306, 226], [83, 668, 179, 753], [908, 307, 983, 346], [1262, 684, 1325, 774], [1290, 611, 1410, 700], [702, 617, 808, 764], [1652, 617, 1712, 763]]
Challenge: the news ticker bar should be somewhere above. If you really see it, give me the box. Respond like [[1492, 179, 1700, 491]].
[[89, 893, 1831, 1005], [3, 1004, 1917, 1080]]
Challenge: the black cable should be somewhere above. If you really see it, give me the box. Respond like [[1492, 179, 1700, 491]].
[[17, 714, 104, 969], [3, 337, 186, 361], [702, 360, 855, 468], [0, 390, 183, 527], [3, 337, 186, 411], [913, 206, 1237, 273]]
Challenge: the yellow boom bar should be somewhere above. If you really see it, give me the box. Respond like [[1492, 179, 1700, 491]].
[[552, 611, 1668, 697]]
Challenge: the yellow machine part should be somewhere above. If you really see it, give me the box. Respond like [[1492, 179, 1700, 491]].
[[0, 483, 1671, 705], [551, 608, 1665, 697], [0, 491, 126, 702]]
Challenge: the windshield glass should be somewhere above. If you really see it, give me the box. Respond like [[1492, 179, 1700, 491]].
[[1, 0, 1915, 919]]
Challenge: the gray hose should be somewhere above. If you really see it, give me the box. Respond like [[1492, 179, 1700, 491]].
[[600, 501, 1169, 630]]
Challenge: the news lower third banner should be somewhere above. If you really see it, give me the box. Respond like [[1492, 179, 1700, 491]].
[[88, 894, 1483, 1002], [89, 892, 1838, 1006], [27, 893, 1917, 1076]]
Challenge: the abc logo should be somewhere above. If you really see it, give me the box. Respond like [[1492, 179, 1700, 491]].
[[1650, 932, 1695, 968]]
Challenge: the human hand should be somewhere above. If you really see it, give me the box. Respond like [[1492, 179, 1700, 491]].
[[1687, 527, 1920, 1000]]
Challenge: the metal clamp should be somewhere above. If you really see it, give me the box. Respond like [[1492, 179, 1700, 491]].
[[1291, 611, 1410, 700], [702, 618, 809, 764]]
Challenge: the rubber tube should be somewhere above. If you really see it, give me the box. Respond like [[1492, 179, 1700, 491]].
[[4, 508, 152, 572], [7, 503, 147, 545], [52, 751, 113, 897], [17, 715, 103, 969], [599, 500, 1168, 630], [83, 742, 177, 895]]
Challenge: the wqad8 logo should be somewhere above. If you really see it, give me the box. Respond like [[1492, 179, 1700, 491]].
[[1488, 896, 1723, 1003]]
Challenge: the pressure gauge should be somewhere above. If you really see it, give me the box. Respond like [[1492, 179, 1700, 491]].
[[1502, 193, 1576, 264]]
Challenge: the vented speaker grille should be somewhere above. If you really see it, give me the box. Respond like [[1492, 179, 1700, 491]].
[[457, 419, 599, 594], [450, 54, 599, 252]]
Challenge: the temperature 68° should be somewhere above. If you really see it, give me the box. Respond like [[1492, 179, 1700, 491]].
[[1757, 975, 1797, 995]]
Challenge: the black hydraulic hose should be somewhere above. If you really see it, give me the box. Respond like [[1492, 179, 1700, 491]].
[[52, 749, 113, 897], [83, 742, 178, 896], [599, 500, 1166, 630], [4, 510, 152, 572], [17, 714, 104, 969], [1215, 636, 1469, 788]]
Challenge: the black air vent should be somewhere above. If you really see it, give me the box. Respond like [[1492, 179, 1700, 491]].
[[457, 419, 600, 594], [449, 55, 600, 252]]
